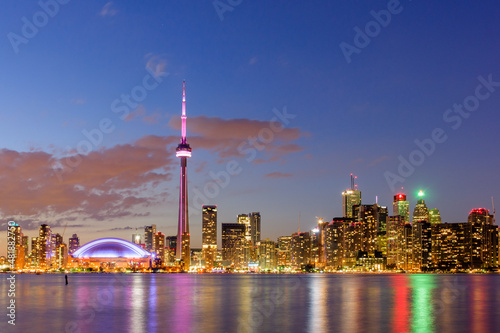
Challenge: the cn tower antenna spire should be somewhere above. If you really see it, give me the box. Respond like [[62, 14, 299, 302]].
[[181, 80, 187, 143]]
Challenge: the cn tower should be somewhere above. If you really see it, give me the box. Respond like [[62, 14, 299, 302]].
[[176, 80, 191, 267]]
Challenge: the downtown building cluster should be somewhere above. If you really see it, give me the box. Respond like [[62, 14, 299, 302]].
[[2, 223, 80, 271]]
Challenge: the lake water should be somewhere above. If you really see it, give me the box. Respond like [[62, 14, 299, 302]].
[[1, 273, 500, 333]]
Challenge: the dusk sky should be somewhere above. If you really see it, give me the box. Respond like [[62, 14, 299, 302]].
[[1, 0, 499, 255]]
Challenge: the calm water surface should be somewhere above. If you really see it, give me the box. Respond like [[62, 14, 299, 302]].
[[1, 273, 500, 333]]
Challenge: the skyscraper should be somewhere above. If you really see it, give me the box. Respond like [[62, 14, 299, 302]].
[[412, 191, 429, 223], [291, 231, 311, 268], [176, 81, 192, 267], [237, 214, 251, 243], [9, 223, 25, 270], [222, 223, 247, 267], [468, 208, 498, 269], [342, 174, 361, 218], [202, 205, 217, 269], [69, 234, 80, 255], [393, 193, 410, 223], [38, 224, 51, 268], [429, 208, 442, 225], [144, 225, 156, 253], [250, 212, 261, 248]]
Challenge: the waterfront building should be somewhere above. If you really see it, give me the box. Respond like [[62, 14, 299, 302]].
[[468, 208, 498, 269], [258, 239, 276, 270], [153, 232, 166, 264], [291, 231, 311, 268], [342, 174, 361, 218], [38, 224, 52, 268], [71, 238, 151, 270], [393, 193, 410, 223], [277, 236, 292, 267], [222, 223, 247, 268], [412, 220, 432, 271], [202, 205, 217, 269], [69, 234, 80, 254], [386, 215, 404, 267], [144, 225, 156, 253]]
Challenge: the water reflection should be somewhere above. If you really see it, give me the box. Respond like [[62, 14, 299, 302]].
[[7, 273, 500, 332], [307, 275, 328, 333], [392, 275, 410, 333], [410, 274, 436, 333]]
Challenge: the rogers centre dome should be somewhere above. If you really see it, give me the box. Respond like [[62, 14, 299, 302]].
[[72, 238, 151, 259]]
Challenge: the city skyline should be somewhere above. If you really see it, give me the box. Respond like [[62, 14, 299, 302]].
[[1, 1, 499, 256]]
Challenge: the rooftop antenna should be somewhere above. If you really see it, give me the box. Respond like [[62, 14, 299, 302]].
[[376, 195, 378, 204], [350, 173, 358, 190]]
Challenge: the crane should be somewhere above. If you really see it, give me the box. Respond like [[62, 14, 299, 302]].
[[492, 196, 496, 225]]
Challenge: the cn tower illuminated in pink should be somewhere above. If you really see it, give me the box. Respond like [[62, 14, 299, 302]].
[[176, 80, 191, 267]]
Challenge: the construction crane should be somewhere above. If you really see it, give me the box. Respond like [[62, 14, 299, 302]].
[[492, 196, 496, 225]]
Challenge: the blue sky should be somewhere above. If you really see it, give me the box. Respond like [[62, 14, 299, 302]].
[[1, 0, 499, 254]]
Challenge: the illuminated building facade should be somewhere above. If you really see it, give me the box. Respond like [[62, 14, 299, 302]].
[[291, 231, 311, 268], [431, 223, 470, 270], [258, 239, 276, 269], [250, 212, 261, 260], [386, 215, 404, 267], [356, 204, 379, 254], [144, 225, 156, 253], [10, 223, 25, 270], [412, 220, 432, 271], [468, 208, 498, 269], [38, 224, 51, 268], [69, 234, 80, 254], [175, 81, 192, 267], [429, 209, 442, 225], [342, 174, 361, 218], [153, 232, 166, 264], [202, 205, 217, 269], [222, 223, 247, 267], [412, 191, 429, 223], [277, 236, 292, 266], [393, 194, 410, 223], [324, 220, 346, 270]]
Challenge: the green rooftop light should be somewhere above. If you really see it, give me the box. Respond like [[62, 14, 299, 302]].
[[418, 190, 424, 197]]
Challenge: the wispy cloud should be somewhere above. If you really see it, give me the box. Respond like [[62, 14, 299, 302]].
[[99, 2, 117, 17], [264, 172, 293, 179], [145, 53, 168, 78], [368, 155, 391, 167]]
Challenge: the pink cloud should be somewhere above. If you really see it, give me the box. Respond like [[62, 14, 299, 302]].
[[264, 172, 293, 179]]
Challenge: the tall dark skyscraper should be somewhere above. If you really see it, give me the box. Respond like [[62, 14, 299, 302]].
[[69, 234, 80, 255], [176, 81, 192, 267], [202, 205, 217, 269], [250, 212, 261, 247], [144, 225, 156, 253]]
